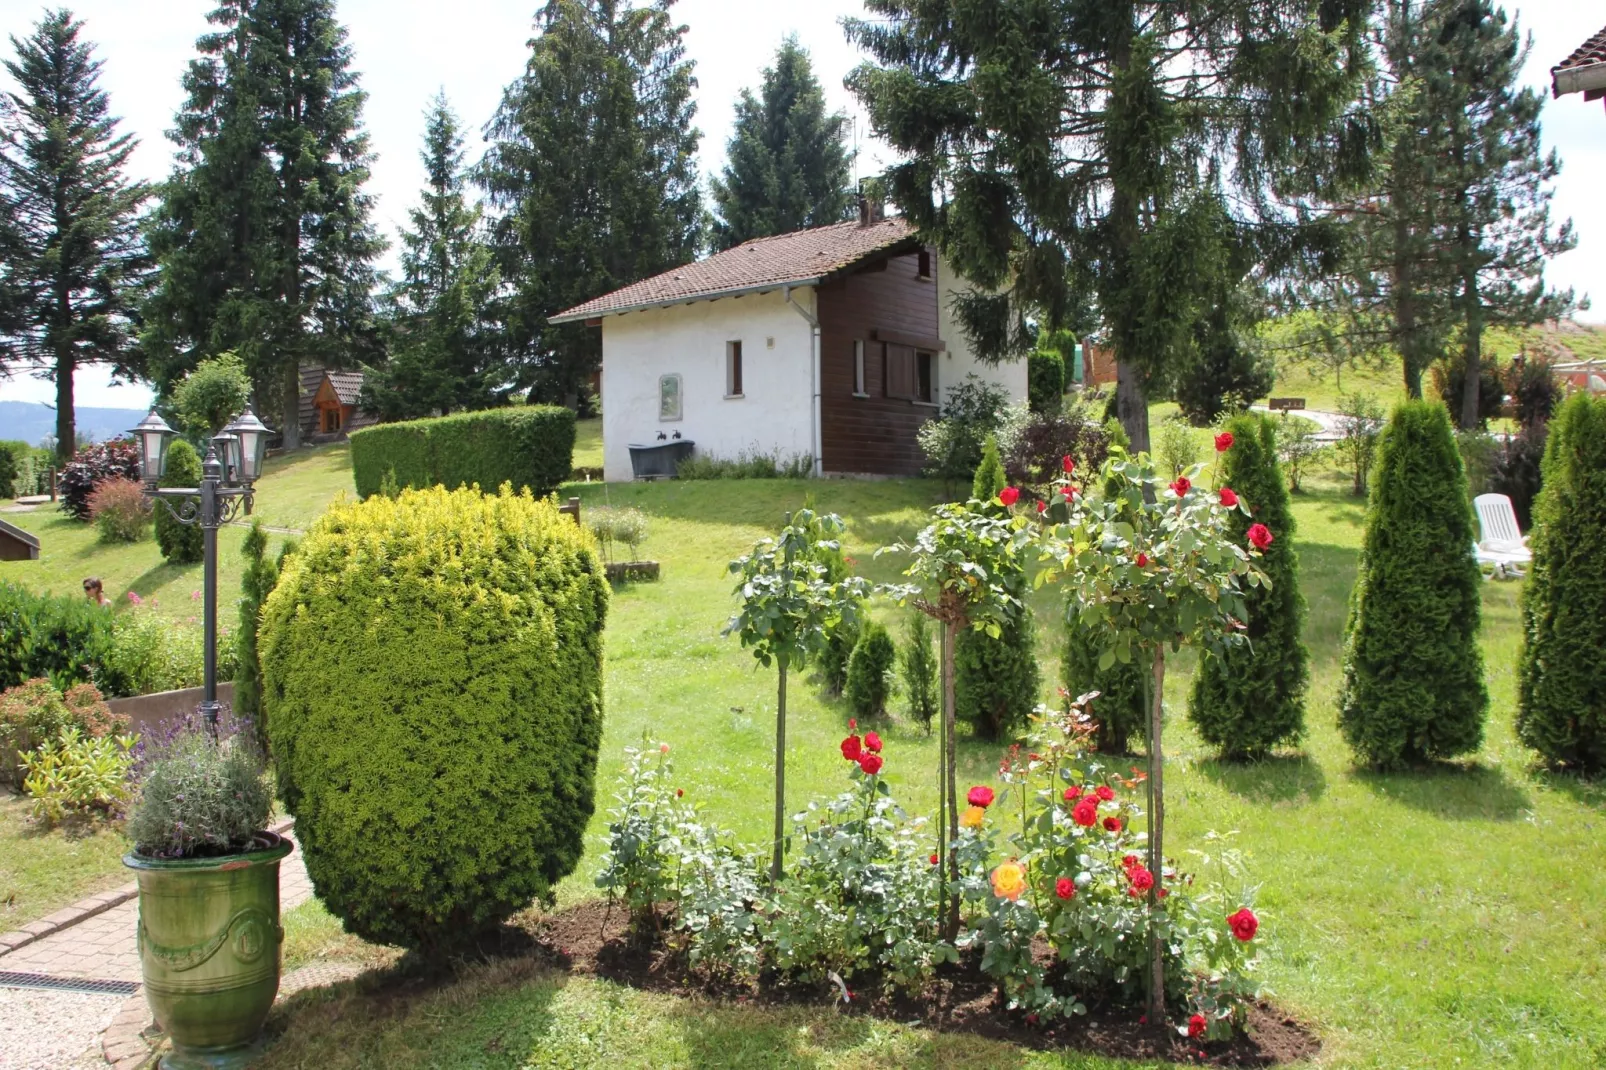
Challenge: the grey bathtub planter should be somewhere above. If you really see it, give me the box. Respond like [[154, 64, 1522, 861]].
[[627, 440, 695, 480]]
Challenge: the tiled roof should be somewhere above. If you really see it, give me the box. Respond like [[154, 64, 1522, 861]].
[[549, 218, 921, 323], [1552, 25, 1606, 101], [324, 370, 364, 405], [1555, 25, 1606, 72]]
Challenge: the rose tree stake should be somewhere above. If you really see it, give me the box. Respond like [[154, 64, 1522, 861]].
[[726, 509, 869, 882], [1037, 450, 1267, 1023]]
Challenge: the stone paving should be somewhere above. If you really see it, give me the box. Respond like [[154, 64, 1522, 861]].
[[0, 834, 315, 1069]]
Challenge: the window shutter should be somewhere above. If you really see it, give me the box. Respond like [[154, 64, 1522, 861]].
[[886, 344, 916, 400]]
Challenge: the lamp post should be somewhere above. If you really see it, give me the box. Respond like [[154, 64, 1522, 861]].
[[129, 408, 272, 732]]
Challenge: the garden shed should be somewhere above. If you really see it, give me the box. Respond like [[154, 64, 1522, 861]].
[[0, 517, 40, 560], [297, 366, 376, 443]]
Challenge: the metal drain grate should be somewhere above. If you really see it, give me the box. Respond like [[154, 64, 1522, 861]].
[[0, 970, 139, 996]]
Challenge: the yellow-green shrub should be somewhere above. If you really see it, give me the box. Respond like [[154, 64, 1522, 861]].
[[260, 485, 609, 951], [348, 406, 576, 500]]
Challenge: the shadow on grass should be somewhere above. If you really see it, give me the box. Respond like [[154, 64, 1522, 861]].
[[1532, 766, 1606, 810], [1196, 753, 1328, 806], [1352, 761, 1532, 820]]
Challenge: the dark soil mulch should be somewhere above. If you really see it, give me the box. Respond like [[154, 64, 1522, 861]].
[[526, 899, 1319, 1067]]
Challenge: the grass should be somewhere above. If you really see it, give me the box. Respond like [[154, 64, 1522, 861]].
[[574, 417, 603, 473], [0, 794, 130, 929]]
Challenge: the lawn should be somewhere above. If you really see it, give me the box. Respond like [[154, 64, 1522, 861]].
[[0, 795, 129, 930]]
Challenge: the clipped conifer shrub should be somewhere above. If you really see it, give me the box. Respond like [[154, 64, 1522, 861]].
[[845, 620, 896, 719], [348, 406, 576, 501], [1338, 401, 1487, 769], [154, 440, 204, 564], [1189, 414, 1308, 757], [1517, 392, 1606, 772], [261, 484, 609, 950], [1028, 350, 1065, 412], [1061, 629, 1147, 754], [956, 605, 1038, 742]]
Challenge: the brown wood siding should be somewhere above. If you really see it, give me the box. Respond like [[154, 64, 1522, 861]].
[[817, 250, 940, 475]]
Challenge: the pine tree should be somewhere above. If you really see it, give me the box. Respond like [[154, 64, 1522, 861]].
[[1189, 414, 1308, 757], [480, 0, 702, 404], [710, 37, 852, 250], [0, 10, 149, 463], [365, 93, 502, 420], [847, 1, 1371, 453], [1516, 392, 1606, 773], [1338, 400, 1487, 768], [143, 0, 384, 448]]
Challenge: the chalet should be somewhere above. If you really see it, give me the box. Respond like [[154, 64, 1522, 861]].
[[297, 367, 376, 443], [549, 211, 1026, 481], [1552, 25, 1606, 115]]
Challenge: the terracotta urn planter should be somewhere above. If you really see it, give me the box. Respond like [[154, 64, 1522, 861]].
[[123, 831, 293, 1069]]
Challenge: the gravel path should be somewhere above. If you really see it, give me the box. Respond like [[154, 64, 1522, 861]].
[[0, 987, 124, 1070]]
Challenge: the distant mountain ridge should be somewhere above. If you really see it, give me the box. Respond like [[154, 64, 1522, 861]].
[[0, 401, 149, 449]]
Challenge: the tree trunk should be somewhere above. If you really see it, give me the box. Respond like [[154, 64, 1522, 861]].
[[54, 355, 76, 464], [941, 618, 959, 941], [1116, 359, 1150, 457], [1459, 248, 1483, 431], [1146, 646, 1167, 1024], [1109, 15, 1150, 458], [771, 661, 787, 884], [1392, 173, 1423, 400], [281, 360, 302, 450]]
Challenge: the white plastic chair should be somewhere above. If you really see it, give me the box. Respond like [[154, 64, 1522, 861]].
[[1473, 493, 1531, 580]]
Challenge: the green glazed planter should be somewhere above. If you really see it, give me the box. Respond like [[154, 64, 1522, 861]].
[[124, 831, 293, 1070]]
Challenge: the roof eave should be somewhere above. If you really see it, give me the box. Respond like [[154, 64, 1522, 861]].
[[547, 278, 823, 325], [1553, 61, 1606, 97]]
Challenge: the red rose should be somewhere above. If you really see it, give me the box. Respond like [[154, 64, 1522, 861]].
[[1135, 552, 1149, 567], [1128, 886, 1144, 897], [1055, 877, 1075, 900], [1188, 1013, 1207, 1038], [1227, 907, 1259, 942], [1215, 432, 1234, 452], [1170, 477, 1191, 497], [1122, 853, 1139, 869], [1036, 499, 1047, 514], [929, 853, 939, 865], [1218, 486, 1238, 507], [1247, 523, 1274, 551], [1095, 785, 1115, 802], [840, 735, 862, 762], [1063, 786, 1082, 802], [848, 719, 857, 731], [676, 788, 684, 798], [859, 752, 883, 775], [864, 731, 883, 753], [1129, 865, 1155, 892], [1072, 797, 1099, 827], [1063, 486, 1077, 501], [967, 785, 995, 808], [999, 486, 1020, 506], [1103, 816, 1123, 832]]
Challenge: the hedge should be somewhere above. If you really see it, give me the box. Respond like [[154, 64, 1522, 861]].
[[261, 485, 608, 951], [348, 406, 577, 501], [1517, 392, 1606, 772], [0, 582, 114, 692], [1337, 401, 1487, 769]]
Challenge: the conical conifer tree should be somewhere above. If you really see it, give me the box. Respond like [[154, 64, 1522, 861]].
[[1338, 400, 1487, 768], [1516, 392, 1606, 772], [1189, 414, 1308, 756]]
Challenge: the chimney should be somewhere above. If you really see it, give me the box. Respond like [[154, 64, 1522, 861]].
[[857, 195, 871, 226]]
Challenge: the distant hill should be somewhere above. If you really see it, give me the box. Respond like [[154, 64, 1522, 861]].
[[0, 401, 149, 449]]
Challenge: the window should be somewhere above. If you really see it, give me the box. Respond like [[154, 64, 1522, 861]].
[[659, 374, 682, 421], [726, 341, 743, 397], [916, 351, 935, 404], [853, 340, 867, 397], [917, 250, 932, 280]]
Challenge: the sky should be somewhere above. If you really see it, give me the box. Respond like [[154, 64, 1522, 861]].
[[0, 0, 1601, 413]]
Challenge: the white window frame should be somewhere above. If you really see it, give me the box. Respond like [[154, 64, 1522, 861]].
[[725, 340, 744, 399]]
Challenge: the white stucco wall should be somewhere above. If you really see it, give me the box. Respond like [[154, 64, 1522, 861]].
[[936, 256, 1030, 406], [600, 288, 817, 482]]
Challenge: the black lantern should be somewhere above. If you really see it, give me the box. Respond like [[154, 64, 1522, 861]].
[[129, 411, 176, 487], [213, 433, 241, 483], [223, 409, 272, 484]]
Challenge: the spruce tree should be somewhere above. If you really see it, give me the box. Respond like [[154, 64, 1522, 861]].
[[1189, 414, 1308, 757], [847, 1, 1371, 454], [143, 0, 384, 448], [365, 93, 502, 420], [710, 37, 852, 250], [1516, 392, 1606, 773], [480, 0, 702, 404], [0, 10, 149, 463], [1338, 400, 1487, 769]]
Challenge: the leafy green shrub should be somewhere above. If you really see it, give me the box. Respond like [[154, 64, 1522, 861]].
[[262, 485, 609, 950], [1275, 415, 1327, 493], [171, 351, 251, 435], [98, 607, 231, 698], [1154, 418, 1201, 479], [22, 727, 136, 825], [88, 478, 151, 543], [1517, 392, 1606, 772], [1028, 350, 1065, 412], [1507, 355, 1558, 430], [126, 712, 272, 858], [1491, 426, 1546, 530], [153, 439, 204, 563], [588, 506, 650, 563], [1456, 430, 1497, 496], [845, 620, 895, 719], [675, 449, 813, 480], [1189, 415, 1309, 758], [0, 678, 126, 788], [1335, 393, 1384, 496], [900, 612, 938, 731], [58, 440, 141, 521], [348, 406, 576, 501], [0, 582, 114, 691], [1001, 402, 1113, 494], [0, 440, 51, 498], [1338, 401, 1487, 769], [1432, 355, 1504, 429], [916, 374, 1010, 484], [0, 443, 16, 500]]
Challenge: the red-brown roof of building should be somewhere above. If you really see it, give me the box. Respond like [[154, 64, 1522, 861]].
[[324, 370, 365, 405], [549, 218, 920, 324], [1555, 25, 1606, 72], [1552, 24, 1606, 103]]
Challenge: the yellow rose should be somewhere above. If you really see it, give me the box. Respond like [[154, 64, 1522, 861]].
[[960, 805, 986, 829], [991, 860, 1027, 901]]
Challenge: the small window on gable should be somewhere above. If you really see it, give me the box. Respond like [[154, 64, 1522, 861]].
[[726, 340, 743, 397], [917, 250, 932, 280], [916, 351, 936, 404], [853, 340, 867, 397]]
